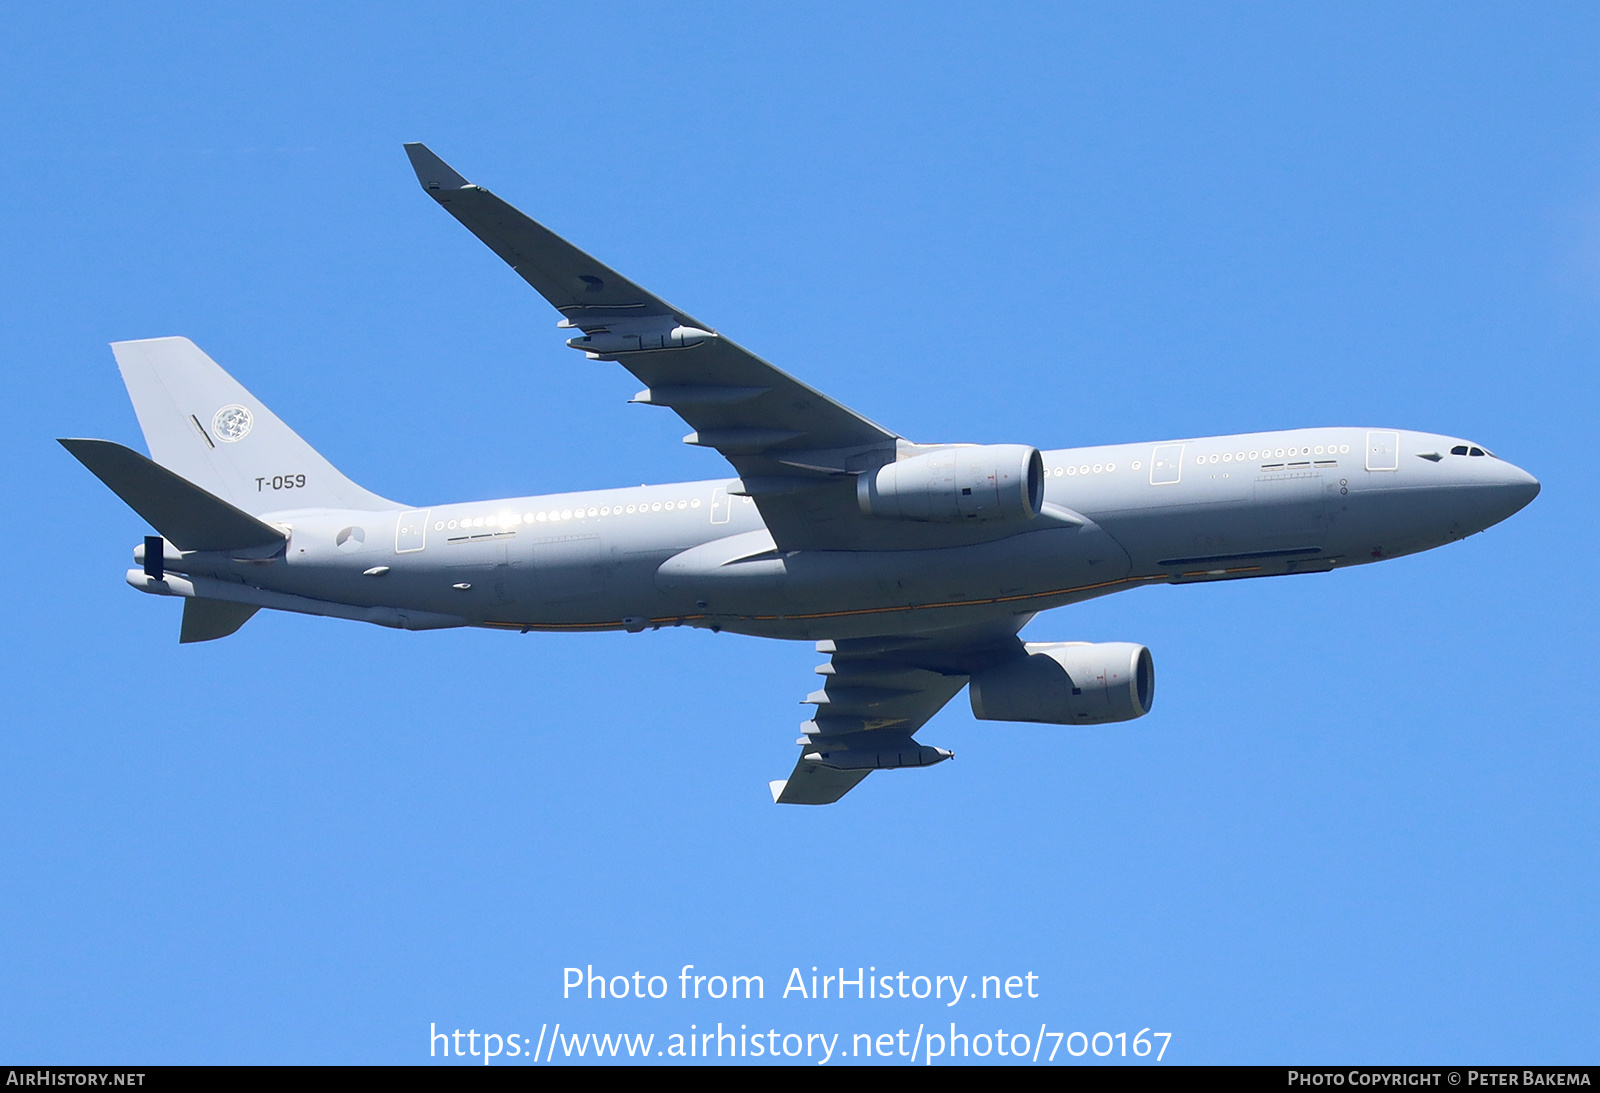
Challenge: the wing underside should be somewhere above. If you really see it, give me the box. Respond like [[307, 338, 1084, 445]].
[[771, 617, 1032, 805]]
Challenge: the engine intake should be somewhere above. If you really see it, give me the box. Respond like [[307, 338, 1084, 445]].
[[969, 642, 1154, 725], [857, 444, 1044, 523]]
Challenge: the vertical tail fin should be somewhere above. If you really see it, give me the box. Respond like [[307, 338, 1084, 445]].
[[111, 337, 397, 515], [181, 599, 260, 643]]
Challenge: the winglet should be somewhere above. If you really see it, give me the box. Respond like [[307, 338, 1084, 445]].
[[768, 779, 787, 803], [404, 143, 472, 193]]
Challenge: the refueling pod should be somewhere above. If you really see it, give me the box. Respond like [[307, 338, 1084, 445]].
[[803, 740, 954, 771], [969, 642, 1154, 725], [564, 317, 716, 357], [857, 444, 1044, 523]]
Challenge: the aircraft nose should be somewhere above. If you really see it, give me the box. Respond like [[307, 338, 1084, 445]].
[[1475, 460, 1540, 529], [1506, 464, 1540, 512]]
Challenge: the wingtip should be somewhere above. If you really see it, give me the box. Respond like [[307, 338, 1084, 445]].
[[403, 142, 472, 192], [768, 779, 788, 803]]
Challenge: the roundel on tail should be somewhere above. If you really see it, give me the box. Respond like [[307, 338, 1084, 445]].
[[212, 404, 254, 443]]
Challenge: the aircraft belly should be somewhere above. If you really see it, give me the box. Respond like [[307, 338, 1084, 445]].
[[1096, 498, 1260, 572], [1333, 483, 1486, 560], [657, 522, 1133, 631]]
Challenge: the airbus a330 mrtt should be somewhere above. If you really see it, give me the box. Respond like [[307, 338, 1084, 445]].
[[62, 143, 1540, 804]]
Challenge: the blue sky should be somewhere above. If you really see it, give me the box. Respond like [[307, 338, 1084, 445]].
[[3, 3, 1597, 1064]]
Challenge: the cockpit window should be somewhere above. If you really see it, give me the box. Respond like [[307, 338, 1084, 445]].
[[1451, 445, 1469, 455], [1469, 447, 1486, 457]]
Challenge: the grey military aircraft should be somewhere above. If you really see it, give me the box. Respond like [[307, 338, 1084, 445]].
[[62, 143, 1540, 804]]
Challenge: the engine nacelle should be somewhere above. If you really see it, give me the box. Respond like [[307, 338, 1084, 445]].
[[969, 642, 1154, 725], [857, 444, 1044, 524]]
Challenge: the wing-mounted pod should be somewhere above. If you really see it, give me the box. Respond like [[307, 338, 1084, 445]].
[[562, 315, 717, 357], [801, 735, 953, 771], [857, 444, 1044, 524], [969, 641, 1154, 725]]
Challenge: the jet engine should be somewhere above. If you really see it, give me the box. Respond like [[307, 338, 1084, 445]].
[[857, 444, 1044, 523], [969, 642, 1154, 725]]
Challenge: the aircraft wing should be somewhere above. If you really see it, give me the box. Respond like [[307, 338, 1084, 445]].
[[771, 617, 1031, 805], [404, 144, 903, 550]]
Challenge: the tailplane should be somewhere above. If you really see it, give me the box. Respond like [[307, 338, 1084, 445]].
[[59, 437, 283, 644], [58, 439, 287, 552], [111, 337, 396, 515]]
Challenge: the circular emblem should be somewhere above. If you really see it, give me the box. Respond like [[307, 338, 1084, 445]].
[[211, 404, 254, 443]]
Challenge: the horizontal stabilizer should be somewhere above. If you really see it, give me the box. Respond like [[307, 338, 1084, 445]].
[[59, 438, 287, 553], [180, 599, 260, 643]]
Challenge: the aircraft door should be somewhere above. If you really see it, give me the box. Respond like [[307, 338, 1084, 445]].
[[395, 510, 429, 553], [1149, 444, 1185, 485], [1365, 431, 1400, 471], [710, 487, 732, 525]]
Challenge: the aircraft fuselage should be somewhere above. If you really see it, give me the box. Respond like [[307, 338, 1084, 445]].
[[129, 426, 1539, 642]]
